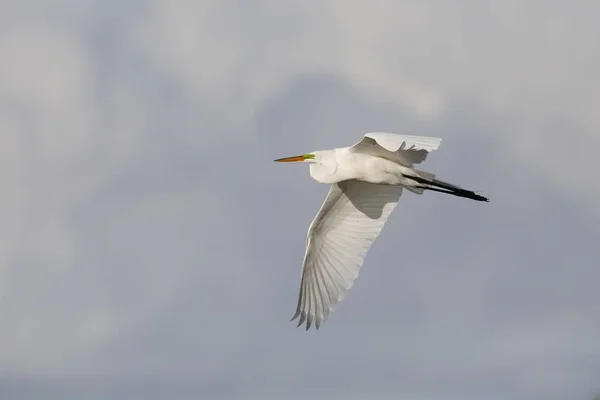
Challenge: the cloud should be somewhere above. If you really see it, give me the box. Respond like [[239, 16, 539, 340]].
[[1, 0, 599, 399], [128, 0, 600, 214]]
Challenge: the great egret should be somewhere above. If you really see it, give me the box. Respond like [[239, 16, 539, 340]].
[[275, 132, 488, 330]]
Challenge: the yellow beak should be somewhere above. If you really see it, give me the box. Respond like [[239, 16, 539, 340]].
[[274, 155, 307, 162]]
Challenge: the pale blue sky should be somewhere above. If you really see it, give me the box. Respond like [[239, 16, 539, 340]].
[[1, 1, 599, 399]]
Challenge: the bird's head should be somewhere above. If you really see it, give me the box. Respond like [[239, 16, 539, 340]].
[[274, 150, 338, 183]]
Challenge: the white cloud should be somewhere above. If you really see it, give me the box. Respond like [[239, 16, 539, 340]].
[[126, 0, 600, 216]]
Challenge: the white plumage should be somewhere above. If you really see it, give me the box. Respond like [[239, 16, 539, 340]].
[[274, 132, 488, 330], [292, 180, 402, 329]]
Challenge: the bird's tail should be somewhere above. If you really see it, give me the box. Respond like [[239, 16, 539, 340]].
[[407, 170, 489, 202]]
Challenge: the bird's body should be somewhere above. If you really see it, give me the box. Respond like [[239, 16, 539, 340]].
[[308, 148, 420, 186], [274, 132, 488, 330]]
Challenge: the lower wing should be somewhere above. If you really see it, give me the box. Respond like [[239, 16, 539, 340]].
[[292, 180, 403, 330]]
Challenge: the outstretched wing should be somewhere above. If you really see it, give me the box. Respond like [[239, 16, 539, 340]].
[[349, 132, 442, 166], [291, 180, 403, 330]]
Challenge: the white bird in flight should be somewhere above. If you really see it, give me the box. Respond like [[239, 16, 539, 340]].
[[274, 132, 488, 330]]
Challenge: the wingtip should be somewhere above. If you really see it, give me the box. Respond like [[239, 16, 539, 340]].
[[290, 311, 324, 331], [297, 313, 306, 327]]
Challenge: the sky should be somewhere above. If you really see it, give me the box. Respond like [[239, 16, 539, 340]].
[[1, 0, 599, 399]]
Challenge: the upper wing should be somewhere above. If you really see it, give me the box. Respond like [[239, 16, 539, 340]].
[[349, 132, 442, 166], [291, 180, 403, 330]]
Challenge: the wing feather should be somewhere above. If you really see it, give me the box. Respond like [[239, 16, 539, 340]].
[[349, 132, 442, 166], [291, 180, 403, 330]]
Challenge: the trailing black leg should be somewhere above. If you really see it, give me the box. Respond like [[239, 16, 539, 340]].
[[409, 175, 489, 202]]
